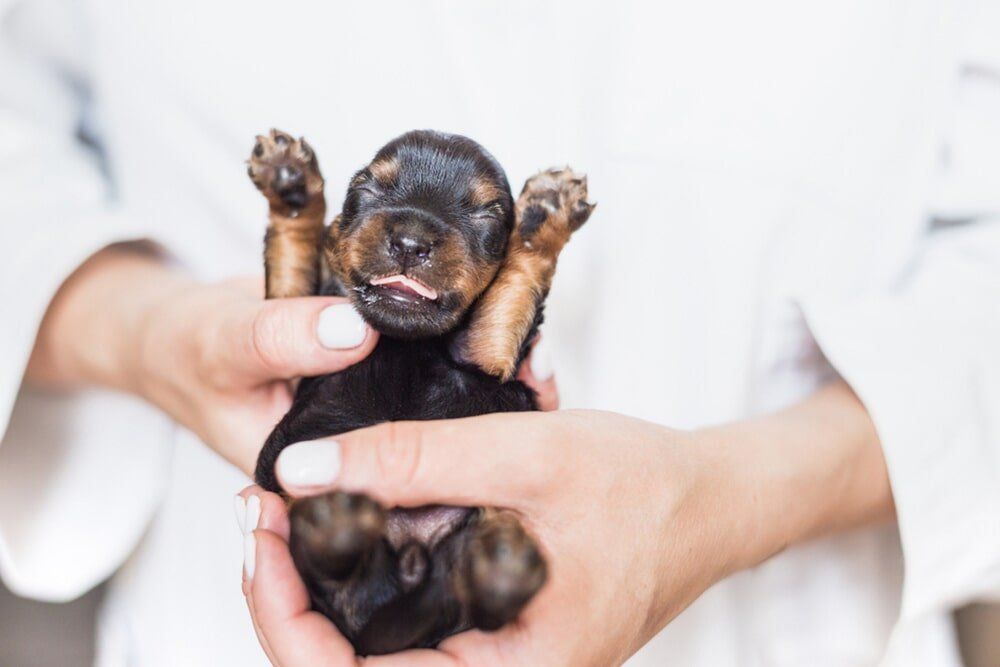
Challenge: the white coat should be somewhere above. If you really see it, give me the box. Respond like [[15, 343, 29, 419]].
[[1, 1, 998, 665]]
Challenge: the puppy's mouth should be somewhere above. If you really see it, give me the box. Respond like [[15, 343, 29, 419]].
[[370, 274, 439, 304], [349, 269, 462, 339]]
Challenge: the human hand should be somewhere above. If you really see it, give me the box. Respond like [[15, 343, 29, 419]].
[[242, 410, 725, 666], [26, 245, 559, 476], [138, 280, 558, 474], [26, 247, 379, 475], [133, 276, 384, 474], [241, 383, 890, 666]]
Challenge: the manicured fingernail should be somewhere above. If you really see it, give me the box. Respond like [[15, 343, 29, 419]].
[[277, 440, 342, 488], [245, 495, 261, 532], [317, 303, 368, 349], [234, 495, 247, 533], [243, 532, 256, 579], [530, 336, 554, 381]]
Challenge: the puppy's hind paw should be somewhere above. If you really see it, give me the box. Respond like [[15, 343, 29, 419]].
[[462, 512, 547, 631], [247, 128, 324, 211], [289, 491, 386, 581]]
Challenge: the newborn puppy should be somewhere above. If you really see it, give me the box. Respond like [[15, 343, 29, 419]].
[[247, 129, 593, 655]]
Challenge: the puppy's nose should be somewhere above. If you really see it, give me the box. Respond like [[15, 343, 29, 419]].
[[389, 230, 434, 267]]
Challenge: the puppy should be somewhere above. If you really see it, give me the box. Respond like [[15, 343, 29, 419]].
[[247, 129, 593, 655]]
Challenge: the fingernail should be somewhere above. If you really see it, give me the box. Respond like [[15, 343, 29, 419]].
[[317, 303, 368, 349], [245, 495, 261, 532], [277, 440, 342, 488], [233, 495, 247, 534], [243, 532, 256, 580], [530, 336, 555, 381]]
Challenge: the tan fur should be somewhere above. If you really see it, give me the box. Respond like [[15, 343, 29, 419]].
[[369, 156, 399, 186], [264, 215, 326, 298], [458, 168, 594, 380], [247, 129, 327, 298], [328, 210, 501, 318], [469, 177, 504, 206]]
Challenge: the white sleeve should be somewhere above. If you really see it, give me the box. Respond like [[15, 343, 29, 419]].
[[801, 0, 1000, 623], [0, 0, 174, 601]]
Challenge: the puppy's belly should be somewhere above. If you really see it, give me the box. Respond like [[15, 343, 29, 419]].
[[384, 506, 472, 550]]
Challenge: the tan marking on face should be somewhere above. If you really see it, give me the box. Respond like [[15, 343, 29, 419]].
[[469, 177, 505, 207], [369, 157, 400, 186], [429, 239, 500, 309]]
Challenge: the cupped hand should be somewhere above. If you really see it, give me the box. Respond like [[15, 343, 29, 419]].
[[26, 246, 560, 477], [137, 278, 559, 476], [134, 277, 379, 474], [241, 409, 739, 667]]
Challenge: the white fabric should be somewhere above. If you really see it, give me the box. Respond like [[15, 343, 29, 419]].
[[0, 0, 998, 665]]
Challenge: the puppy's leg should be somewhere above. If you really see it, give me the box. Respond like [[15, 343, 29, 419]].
[[289, 491, 386, 581], [247, 129, 327, 298], [453, 168, 595, 380], [457, 510, 547, 631]]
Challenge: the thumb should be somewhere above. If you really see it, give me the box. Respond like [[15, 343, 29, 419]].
[[274, 413, 556, 509], [221, 297, 378, 382]]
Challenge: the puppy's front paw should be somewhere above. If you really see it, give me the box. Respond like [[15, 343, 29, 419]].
[[462, 512, 547, 631], [516, 167, 595, 247], [289, 491, 386, 580], [247, 129, 324, 211]]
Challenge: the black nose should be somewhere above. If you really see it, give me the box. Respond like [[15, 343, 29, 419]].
[[389, 230, 434, 267]]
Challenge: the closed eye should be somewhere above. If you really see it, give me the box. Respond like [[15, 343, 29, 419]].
[[474, 200, 505, 219]]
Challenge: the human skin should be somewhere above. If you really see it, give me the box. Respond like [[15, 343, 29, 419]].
[[25, 247, 893, 665], [24, 244, 557, 474], [237, 380, 893, 666]]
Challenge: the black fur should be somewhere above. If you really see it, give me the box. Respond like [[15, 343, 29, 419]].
[[253, 131, 547, 654]]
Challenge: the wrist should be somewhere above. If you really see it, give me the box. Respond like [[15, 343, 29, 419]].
[[27, 243, 194, 394], [699, 381, 892, 577]]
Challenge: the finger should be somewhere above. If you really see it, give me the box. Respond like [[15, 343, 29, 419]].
[[245, 591, 281, 666], [361, 629, 514, 667], [249, 530, 357, 666], [220, 296, 378, 383], [517, 336, 559, 411], [275, 412, 563, 508], [359, 649, 461, 666], [238, 486, 291, 540]]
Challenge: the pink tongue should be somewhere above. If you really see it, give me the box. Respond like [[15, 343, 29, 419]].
[[371, 274, 438, 300]]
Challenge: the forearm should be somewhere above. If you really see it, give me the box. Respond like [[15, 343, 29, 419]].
[[708, 380, 894, 576], [25, 243, 192, 393]]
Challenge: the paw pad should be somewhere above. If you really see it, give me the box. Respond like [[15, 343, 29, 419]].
[[247, 128, 323, 210], [517, 167, 595, 241]]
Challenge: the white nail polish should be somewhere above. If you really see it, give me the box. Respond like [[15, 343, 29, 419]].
[[243, 532, 256, 580], [317, 304, 368, 349], [234, 495, 247, 534], [245, 495, 261, 533], [530, 336, 555, 381], [277, 439, 342, 488]]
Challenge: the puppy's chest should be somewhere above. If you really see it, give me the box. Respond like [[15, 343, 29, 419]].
[[329, 338, 530, 421]]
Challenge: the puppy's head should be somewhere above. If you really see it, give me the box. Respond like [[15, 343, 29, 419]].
[[326, 131, 513, 339]]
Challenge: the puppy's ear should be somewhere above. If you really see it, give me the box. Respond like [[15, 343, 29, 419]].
[[452, 168, 593, 380]]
